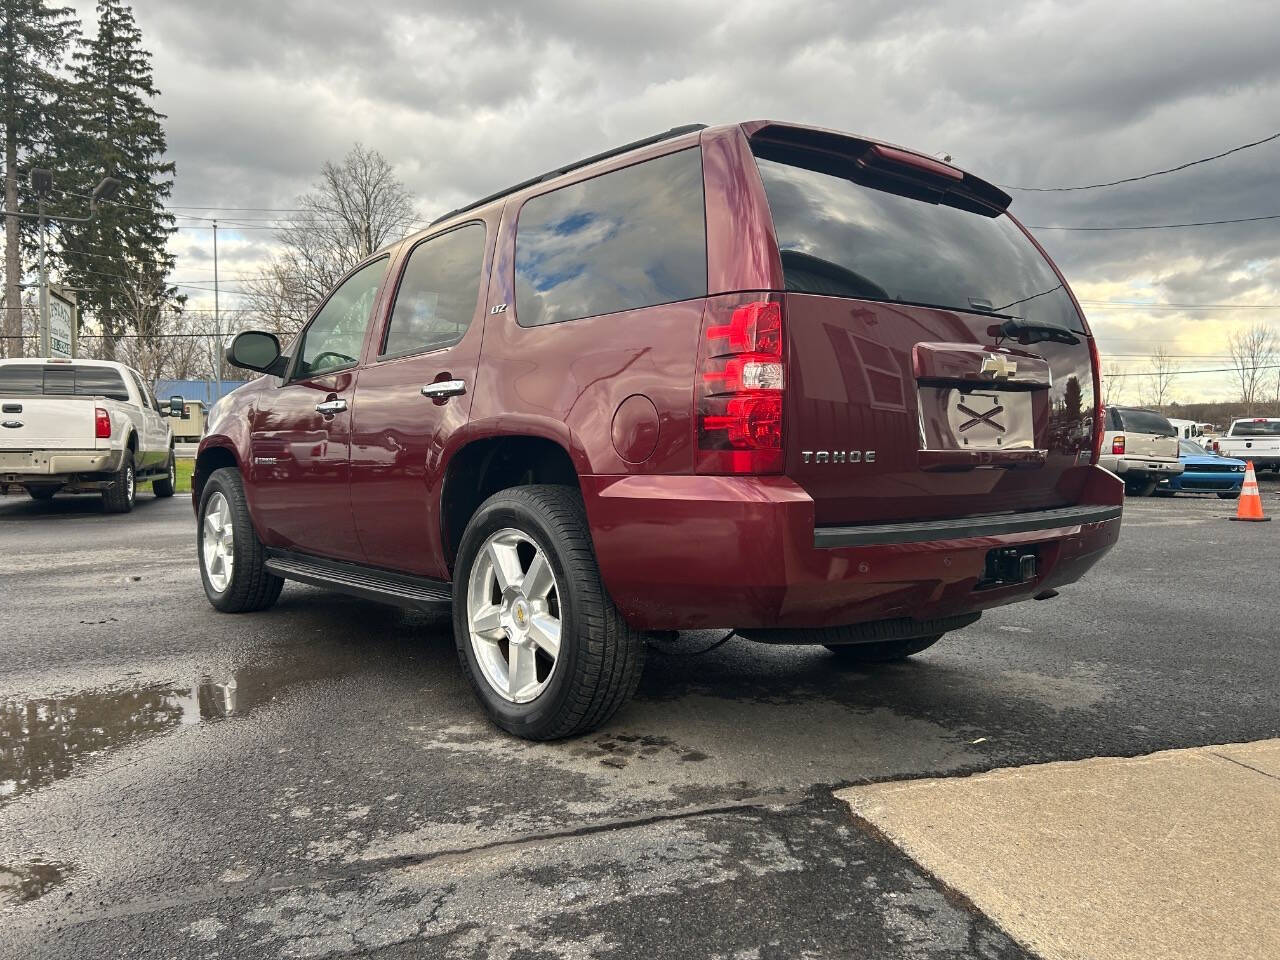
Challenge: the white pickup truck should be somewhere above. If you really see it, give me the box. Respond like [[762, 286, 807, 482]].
[[1211, 418, 1280, 473], [0, 358, 180, 512]]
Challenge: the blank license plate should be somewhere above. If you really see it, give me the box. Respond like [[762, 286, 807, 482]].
[[944, 389, 1034, 450]]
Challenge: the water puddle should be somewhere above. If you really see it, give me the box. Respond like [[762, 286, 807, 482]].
[[0, 859, 71, 905], [0, 660, 314, 805]]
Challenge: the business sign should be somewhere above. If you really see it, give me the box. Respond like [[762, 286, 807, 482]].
[[48, 288, 77, 359]]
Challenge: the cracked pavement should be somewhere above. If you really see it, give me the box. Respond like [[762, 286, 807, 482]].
[[1, 488, 1278, 958]]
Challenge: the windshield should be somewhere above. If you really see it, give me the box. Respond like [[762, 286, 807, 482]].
[[1230, 420, 1280, 437], [753, 149, 1086, 333], [1179, 440, 1207, 457]]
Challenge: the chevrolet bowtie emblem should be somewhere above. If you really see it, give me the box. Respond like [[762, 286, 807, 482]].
[[980, 353, 1017, 380]]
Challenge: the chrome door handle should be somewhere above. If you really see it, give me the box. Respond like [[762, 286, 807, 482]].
[[315, 398, 348, 415], [421, 380, 467, 399]]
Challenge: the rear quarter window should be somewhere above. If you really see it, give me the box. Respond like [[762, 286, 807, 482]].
[[514, 147, 707, 327]]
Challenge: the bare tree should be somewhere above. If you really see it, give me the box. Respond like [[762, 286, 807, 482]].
[[1101, 361, 1126, 407], [1143, 345, 1177, 410], [1227, 323, 1278, 409], [245, 144, 417, 331]]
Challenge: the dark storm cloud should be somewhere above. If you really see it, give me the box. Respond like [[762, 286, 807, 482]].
[[82, 0, 1280, 397]]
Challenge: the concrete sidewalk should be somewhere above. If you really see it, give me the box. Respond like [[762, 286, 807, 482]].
[[837, 740, 1280, 960]]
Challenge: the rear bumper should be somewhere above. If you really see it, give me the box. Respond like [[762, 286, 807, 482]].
[[0, 447, 122, 481], [1097, 456, 1183, 478], [582, 466, 1124, 630]]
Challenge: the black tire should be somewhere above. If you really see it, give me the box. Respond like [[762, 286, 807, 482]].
[[1153, 490, 1175, 498], [25, 485, 60, 501], [452, 485, 645, 741], [153, 450, 176, 498], [197, 466, 284, 613], [1218, 491, 1241, 500], [101, 449, 136, 513], [824, 634, 943, 663], [1125, 478, 1157, 497]]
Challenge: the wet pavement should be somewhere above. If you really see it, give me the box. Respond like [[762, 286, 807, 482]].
[[1, 489, 1278, 958]]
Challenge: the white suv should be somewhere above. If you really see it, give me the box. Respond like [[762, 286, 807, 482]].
[[1098, 406, 1182, 497]]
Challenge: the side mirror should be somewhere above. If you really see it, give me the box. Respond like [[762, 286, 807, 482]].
[[226, 330, 287, 376], [167, 396, 185, 418]]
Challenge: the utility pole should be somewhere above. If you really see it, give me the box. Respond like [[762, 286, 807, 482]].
[[3, 171, 121, 357], [32, 170, 52, 356], [211, 219, 219, 386]]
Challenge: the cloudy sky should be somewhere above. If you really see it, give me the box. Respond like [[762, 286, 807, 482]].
[[73, 0, 1280, 401]]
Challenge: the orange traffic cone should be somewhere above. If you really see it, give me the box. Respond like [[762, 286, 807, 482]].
[[1230, 461, 1271, 522]]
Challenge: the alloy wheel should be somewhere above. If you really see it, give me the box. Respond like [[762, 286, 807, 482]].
[[466, 528, 562, 703], [202, 491, 235, 593]]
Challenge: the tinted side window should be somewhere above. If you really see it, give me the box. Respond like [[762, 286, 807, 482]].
[[295, 258, 388, 379], [382, 225, 486, 357], [515, 148, 706, 327]]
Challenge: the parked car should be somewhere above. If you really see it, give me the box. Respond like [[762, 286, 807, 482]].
[[1210, 418, 1280, 472], [193, 120, 1122, 739], [0, 358, 179, 511], [1098, 406, 1182, 496], [1156, 440, 1245, 499]]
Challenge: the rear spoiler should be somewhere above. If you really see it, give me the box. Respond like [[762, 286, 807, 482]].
[[742, 121, 1012, 216]]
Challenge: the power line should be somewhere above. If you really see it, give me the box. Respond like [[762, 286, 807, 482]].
[[1080, 300, 1280, 309], [1003, 131, 1280, 191], [1029, 213, 1280, 231], [1105, 363, 1280, 378]]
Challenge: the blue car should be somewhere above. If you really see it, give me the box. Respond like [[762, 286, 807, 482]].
[[1157, 440, 1246, 499]]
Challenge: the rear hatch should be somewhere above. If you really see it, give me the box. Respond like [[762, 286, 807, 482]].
[[1112, 408, 1178, 461], [0, 362, 127, 450], [749, 126, 1098, 526]]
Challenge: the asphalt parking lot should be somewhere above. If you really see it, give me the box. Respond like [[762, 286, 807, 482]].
[[2, 485, 1278, 959]]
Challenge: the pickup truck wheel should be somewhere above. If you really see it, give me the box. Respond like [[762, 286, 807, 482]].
[[101, 450, 136, 513], [824, 634, 943, 663], [25, 484, 60, 500], [452, 485, 645, 741], [1125, 478, 1157, 497], [198, 467, 284, 613], [153, 451, 176, 498]]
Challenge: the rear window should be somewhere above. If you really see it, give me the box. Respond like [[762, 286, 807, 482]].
[[753, 148, 1086, 333], [1230, 420, 1280, 437], [0, 364, 130, 401], [1116, 408, 1175, 436], [514, 147, 707, 327]]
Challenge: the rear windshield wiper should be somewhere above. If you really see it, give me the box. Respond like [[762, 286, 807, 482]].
[[995, 317, 1080, 346]]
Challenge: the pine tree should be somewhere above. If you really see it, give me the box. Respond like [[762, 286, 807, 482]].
[[0, 0, 79, 357], [56, 0, 176, 358]]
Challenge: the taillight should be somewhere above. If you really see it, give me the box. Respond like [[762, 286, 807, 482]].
[[95, 407, 111, 439], [1112, 435, 1125, 455], [1088, 336, 1105, 464], [697, 295, 784, 474]]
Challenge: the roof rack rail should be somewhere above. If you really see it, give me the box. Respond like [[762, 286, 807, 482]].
[[427, 123, 708, 227]]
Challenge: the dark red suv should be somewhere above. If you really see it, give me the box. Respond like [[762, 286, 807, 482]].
[[194, 121, 1122, 739]]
